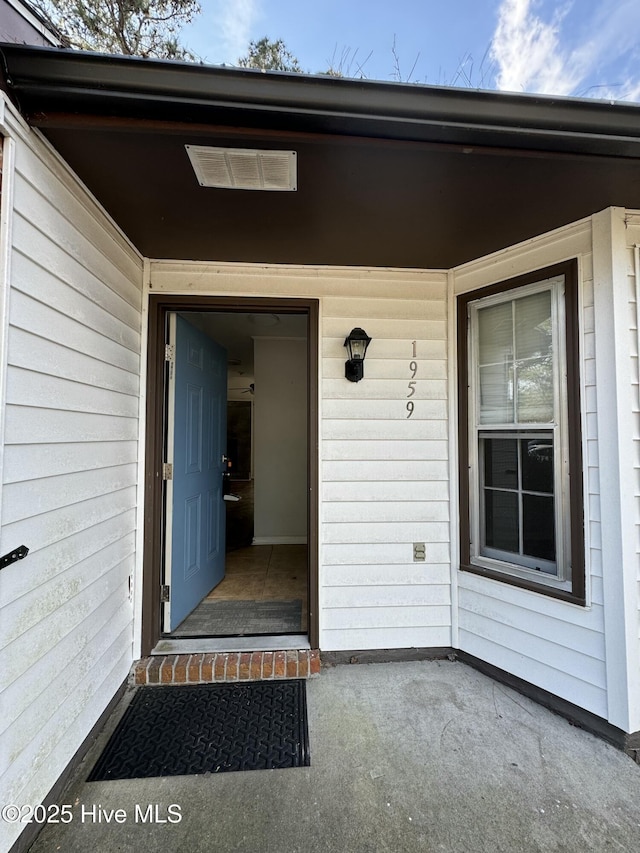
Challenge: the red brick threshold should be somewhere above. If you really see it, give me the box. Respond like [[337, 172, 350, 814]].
[[133, 649, 321, 686]]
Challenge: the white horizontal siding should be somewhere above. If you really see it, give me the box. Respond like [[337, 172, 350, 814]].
[[321, 626, 450, 649], [457, 587, 606, 661], [323, 501, 449, 522], [3, 440, 138, 482], [321, 283, 450, 650], [8, 326, 139, 395], [323, 584, 450, 608], [322, 460, 448, 481], [323, 543, 450, 565], [323, 521, 449, 544], [0, 110, 142, 852], [10, 289, 139, 372], [322, 439, 448, 461], [323, 563, 451, 586], [323, 399, 447, 420], [323, 480, 449, 502], [322, 418, 448, 440], [4, 406, 139, 443], [453, 218, 608, 718], [2, 464, 137, 525]]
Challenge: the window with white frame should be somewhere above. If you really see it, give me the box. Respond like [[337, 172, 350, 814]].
[[457, 261, 585, 603]]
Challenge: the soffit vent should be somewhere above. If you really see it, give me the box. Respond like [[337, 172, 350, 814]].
[[185, 145, 297, 191]]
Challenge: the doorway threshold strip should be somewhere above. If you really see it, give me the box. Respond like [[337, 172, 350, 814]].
[[89, 681, 310, 780], [154, 634, 311, 655], [134, 649, 320, 685]]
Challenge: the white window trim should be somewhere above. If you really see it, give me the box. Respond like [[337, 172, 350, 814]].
[[467, 276, 573, 592]]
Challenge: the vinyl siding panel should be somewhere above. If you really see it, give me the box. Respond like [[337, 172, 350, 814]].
[[324, 277, 449, 649], [0, 113, 142, 853], [453, 217, 608, 717], [150, 261, 451, 651], [625, 216, 640, 648]]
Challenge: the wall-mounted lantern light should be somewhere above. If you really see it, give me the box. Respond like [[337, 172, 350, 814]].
[[344, 327, 372, 382]]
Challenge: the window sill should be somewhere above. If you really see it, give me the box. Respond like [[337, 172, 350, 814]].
[[459, 562, 586, 606]]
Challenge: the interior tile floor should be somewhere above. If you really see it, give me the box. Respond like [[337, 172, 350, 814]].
[[208, 544, 307, 606]]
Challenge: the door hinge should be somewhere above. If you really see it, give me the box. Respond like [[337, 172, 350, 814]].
[[161, 584, 170, 603], [162, 462, 173, 480], [165, 343, 175, 379]]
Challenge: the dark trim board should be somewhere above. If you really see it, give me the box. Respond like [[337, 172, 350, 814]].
[[142, 295, 320, 656], [321, 647, 454, 666], [8, 679, 128, 853], [456, 259, 586, 605]]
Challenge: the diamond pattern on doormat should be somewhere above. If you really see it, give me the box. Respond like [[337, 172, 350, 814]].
[[88, 680, 310, 780]]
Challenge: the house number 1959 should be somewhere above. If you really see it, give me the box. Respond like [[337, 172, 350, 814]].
[[407, 341, 417, 417]]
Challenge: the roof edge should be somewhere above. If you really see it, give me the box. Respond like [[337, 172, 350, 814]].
[[2, 44, 640, 157]]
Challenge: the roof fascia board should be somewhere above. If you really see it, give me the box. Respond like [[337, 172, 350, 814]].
[[30, 111, 632, 162], [3, 44, 640, 157], [26, 107, 640, 162]]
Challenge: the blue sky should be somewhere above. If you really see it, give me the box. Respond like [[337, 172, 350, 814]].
[[182, 0, 640, 101]]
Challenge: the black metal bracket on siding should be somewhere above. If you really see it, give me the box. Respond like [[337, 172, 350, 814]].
[[0, 545, 28, 569]]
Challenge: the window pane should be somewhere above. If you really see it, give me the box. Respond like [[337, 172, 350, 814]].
[[478, 302, 512, 365], [521, 438, 554, 494], [479, 364, 513, 424], [523, 494, 556, 563], [515, 291, 552, 361], [515, 357, 554, 423], [484, 490, 519, 553], [484, 438, 518, 489]]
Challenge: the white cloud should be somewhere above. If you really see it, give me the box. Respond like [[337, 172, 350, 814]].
[[209, 0, 260, 65], [490, 0, 582, 95], [489, 0, 640, 100]]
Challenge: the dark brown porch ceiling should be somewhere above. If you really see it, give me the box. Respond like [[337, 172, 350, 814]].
[[4, 45, 640, 268]]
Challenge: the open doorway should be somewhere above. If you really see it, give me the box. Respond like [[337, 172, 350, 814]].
[[141, 296, 319, 656], [165, 310, 308, 639]]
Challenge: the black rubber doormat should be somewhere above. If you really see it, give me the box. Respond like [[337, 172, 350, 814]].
[[88, 680, 310, 780]]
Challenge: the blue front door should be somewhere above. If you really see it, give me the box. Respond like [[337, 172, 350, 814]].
[[166, 314, 227, 631]]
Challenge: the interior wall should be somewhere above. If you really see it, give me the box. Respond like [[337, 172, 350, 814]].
[[253, 337, 307, 543]]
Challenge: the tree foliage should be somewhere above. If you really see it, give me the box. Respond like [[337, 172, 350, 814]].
[[33, 0, 200, 59], [237, 37, 302, 73]]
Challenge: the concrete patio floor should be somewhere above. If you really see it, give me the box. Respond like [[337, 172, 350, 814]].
[[29, 660, 640, 852]]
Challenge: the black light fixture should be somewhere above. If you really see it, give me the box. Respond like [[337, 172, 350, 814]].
[[344, 327, 372, 382]]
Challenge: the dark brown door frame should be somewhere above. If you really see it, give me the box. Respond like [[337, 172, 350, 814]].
[[141, 293, 320, 656]]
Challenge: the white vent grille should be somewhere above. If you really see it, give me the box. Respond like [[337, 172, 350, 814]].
[[185, 145, 297, 191]]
